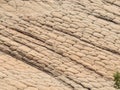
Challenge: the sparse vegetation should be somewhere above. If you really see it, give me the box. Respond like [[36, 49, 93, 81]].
[[114, 72, 120, 89]]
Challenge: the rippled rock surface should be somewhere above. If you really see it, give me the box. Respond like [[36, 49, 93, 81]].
[[0, 0, 120, 90]]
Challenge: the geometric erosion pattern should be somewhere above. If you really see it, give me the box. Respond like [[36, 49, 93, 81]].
[[0, 0, 120, 90], [0, 51, 71, 90]]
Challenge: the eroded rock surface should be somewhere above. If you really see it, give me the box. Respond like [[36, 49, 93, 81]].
[[0, 52, 71, 90], [0, 0, 120, 90]]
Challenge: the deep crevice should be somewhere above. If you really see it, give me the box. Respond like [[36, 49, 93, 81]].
[[0, 26, 106, 81], [21, 17, 120, 57], [103, 0, 120, 8], [0, 44, 75, 90], [0, 30, 90, 89], [1, 18, 117, 79], [67, 76, 91, 90]]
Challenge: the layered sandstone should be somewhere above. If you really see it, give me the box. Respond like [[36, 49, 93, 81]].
[[0, 0, 120, 90]]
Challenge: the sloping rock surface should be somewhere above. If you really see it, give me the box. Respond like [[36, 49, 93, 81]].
[[0, 0, 120, 90]]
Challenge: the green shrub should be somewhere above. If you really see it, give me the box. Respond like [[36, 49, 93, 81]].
[[114, 72, 120, 89]]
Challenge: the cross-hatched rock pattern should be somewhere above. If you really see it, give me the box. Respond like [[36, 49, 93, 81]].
[[0, 0, 120, 90], [0, 51, 71, 90]]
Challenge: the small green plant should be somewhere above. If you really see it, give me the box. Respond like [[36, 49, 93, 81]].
[[114, 72, 120, 89]]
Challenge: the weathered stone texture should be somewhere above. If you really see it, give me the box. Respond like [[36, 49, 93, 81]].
[[0, 0, 120, 90]]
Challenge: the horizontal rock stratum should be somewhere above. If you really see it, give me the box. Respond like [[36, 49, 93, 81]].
[[0, 0, 120, 90]]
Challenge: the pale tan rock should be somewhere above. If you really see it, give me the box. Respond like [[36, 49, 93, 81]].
[[0, 0, 119, 90], [51, 12, 63, 18], [0, 0, 7, 4], [24, 87, 38, 90]]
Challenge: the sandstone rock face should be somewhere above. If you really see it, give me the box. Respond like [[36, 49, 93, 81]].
[[0, 52, 70, 90], [0, 0, 120, 90]]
